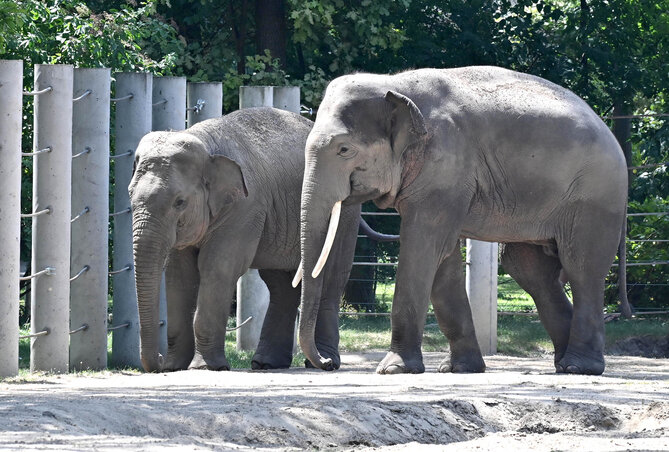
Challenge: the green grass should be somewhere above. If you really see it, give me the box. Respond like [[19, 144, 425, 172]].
[[12, 274, 667, 375]]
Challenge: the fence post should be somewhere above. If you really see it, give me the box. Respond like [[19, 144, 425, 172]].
[[0, 60, 23, 377], [187, 82, 223, 127], [466, 239, 498, 355], [111, 72, 152, 368], [271, 85, 301, 353], [272, 86, 300, 113], [236, 86, 301, 352], [69, 68, 111, 371], [152, 75, 187, 358], [236, 86, 274, 352], [31, 64, 74, 373]]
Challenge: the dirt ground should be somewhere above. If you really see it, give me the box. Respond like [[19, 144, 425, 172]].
[[0, 351, 667, 451]]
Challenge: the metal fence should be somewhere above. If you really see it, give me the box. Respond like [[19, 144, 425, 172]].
[[0, 61, 224, 377]]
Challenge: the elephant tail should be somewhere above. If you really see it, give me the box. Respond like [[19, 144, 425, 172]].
[[358, 217, 399, 242], [618, 215, 633, 318]]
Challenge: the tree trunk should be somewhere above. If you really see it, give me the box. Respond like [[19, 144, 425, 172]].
[[255, 0, 287, 67]]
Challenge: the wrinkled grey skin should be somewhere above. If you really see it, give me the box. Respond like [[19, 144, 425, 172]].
[[299, 66, 629, 376], [129, 108, 359, 372]]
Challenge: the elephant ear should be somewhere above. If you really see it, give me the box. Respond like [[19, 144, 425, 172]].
[[204, 154, 248, 217], [385, 90, 429, 188]]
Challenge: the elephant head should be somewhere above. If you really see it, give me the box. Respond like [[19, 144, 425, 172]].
[[297, 77, 430, 369], [128, 131, 247, 372]]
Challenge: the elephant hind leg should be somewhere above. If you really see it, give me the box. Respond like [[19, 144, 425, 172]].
[[252, 269, 300, 370], [500, 243, 572, 366], [431, 243, 485, 374], [553, 212, 621, 375]]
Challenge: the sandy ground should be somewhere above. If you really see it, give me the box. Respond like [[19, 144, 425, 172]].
[[0, 352, 667, 451]]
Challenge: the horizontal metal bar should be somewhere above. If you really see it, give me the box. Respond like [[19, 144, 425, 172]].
[[72, 147, 92, 159], [109, 150, 132, 159], [70, 265, 90, 282], [20, 328, 49, 339], [71, 206, 90, 223], [352, 262, 398, 267], [109, 207, 131, 217], [72, 89, 92, 102], [611, 260, 669, 267], [21, 207, 51, 218], [19, 267, 55, 281], [628, 162, 667, 170], [22, 146, 52, 157], [152, 98, 167, 106], [69, 324, 89, 334], [360, 212, 399, 216], [603, 113, 669, 120], [109, 264, 132, 275], [627, 239, 669, 243], [23, 86, 52, 96], [111, 93, 133, 102], [107, 322, 130, 331], [627, 212, 667, 217]]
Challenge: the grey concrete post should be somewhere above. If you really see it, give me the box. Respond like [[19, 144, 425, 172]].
[[466, 239, 498, 355], [152, 76, 186, 358], [111, 72, 152, 368], [69, 68, 110, 371], [31, 64, 74, 373], [238, 86, 273, 109], [272, 86, 300, 113], [187, 82, 223, 127], [236, 86, 274, 351], [0, 60, 23, 377], [271, 85, 301, 353]]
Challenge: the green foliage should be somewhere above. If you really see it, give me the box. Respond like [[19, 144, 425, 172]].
[[2, 0, 184, 73]]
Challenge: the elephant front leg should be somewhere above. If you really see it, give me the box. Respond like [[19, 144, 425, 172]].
[[163, 247, 199, 371], [430, 244, 486, 374], [377, 211, 459, 375]]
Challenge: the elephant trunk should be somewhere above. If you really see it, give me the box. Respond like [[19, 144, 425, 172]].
[[298, 163, 347, 371], [132, 213, 171, 372]]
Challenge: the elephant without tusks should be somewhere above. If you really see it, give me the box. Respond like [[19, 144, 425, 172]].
[[295, 66, 630, 376], [129, 108, 368, 372]]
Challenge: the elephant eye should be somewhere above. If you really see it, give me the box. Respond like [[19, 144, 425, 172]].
[[337, 145, 357, 159], [174, 198, 186, 210]]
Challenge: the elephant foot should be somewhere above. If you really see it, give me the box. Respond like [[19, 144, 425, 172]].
[[555, 349, 605, 375], [304, 346, 340, 370], [438, 355, 486, 373], [162, 353, 193, 372], [188, 351, 230, 371], [376, 351, 424, 375], [251, 353, 292, 370]]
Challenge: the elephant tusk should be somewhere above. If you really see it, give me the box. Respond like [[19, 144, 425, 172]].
[[311, 201, 342, 279], [292, 260, 303, 288]]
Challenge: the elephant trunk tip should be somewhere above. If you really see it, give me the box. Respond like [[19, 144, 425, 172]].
[[299, 336, 336, 371], [141, 352, 164, 373]]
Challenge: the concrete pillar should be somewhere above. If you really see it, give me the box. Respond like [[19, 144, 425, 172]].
[[187, 82, 223, 127], [238, 86, 273, 109], [0, 60, 23, 377], [236, 86, 274, 351], [31, 64, 74, 373], [466, 239, 498, 355], [111, 72, 152, 368], [69, 68, 111, 371], [272, 86, 300, 113], [152, 76, 186, 131], [152, 76, 186, 358]]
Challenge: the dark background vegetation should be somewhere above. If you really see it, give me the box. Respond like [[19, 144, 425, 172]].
[[1, 0, 667, 317]]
